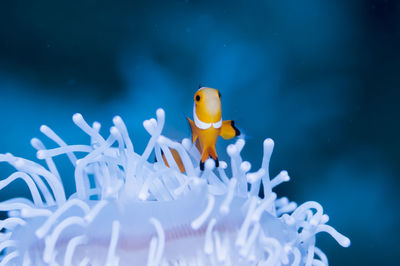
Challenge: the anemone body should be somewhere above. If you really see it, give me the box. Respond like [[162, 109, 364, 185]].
[[0, 109, 350, 266]]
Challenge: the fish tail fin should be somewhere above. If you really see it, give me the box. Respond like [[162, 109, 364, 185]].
[[219, 120, 241, 139], [186, 117, 198, 143]]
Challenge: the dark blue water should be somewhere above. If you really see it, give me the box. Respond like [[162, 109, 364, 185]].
[[0, 1, 399, 264]]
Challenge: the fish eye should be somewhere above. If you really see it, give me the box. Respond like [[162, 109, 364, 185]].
[[196, 95, 200, 102]]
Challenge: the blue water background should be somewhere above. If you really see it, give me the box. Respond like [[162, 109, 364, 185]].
[[0, 1, 399, 264]]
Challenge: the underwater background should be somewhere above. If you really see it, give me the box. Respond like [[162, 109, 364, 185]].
[[0, 0, 398, 265]]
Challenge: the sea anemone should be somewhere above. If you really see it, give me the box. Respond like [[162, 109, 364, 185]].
[[0, 108, 350, 265]]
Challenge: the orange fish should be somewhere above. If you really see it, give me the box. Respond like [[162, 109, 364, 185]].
[[162, 87, 240, 172], [187, 87, 240, 170]]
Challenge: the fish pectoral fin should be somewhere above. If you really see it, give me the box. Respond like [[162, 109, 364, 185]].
[[219, 120, 241, 139], [187, 117, 198, 143], [162, 148, 186, 173], [195, 141, 202, 154]]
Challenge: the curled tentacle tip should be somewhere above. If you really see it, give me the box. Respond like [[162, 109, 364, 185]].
[[235, 139, 245, 152], [30, 138, 41, 148], [219, 161, 227, 169], [39, 125, 49, 133], [236, 138, 245, 146], [322, 214, 330, 223], [92, 121, 101, 129], [205, 159, 215, 170], [240, 161, 251, 172], [156, 108, 165, 118], [112, 116, 122, 125], [263, 138, 274, 147], [341, 237, 351, 248], [280, 197, 289, 205], [143, 120, 155, 133], [281, 170, 290, 181], [110, 126, 119, 136], [149, 118, 157, 128], [36, 150, 45, 159], [157, 135, 167, 145], [282, 214, 295, 225], [143, 119, 151, 127], [227, 144, 237, 156], [72, 113, 83, 123]]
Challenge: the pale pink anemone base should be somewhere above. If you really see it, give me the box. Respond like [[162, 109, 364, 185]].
[[0, 109, 350, 266]]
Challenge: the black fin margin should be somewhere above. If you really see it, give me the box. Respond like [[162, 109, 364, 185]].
[[200, 161, 205, 171], [199, 158, 219, 171], [214, 158, 219, 168], [231, 120, 241, 136]]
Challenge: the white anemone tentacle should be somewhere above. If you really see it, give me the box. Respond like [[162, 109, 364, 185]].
[[0, 110, 350, 265]]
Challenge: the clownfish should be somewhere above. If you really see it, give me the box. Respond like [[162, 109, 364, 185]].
[[162, 87, 240, 171], [187, 87, 240, 170]]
